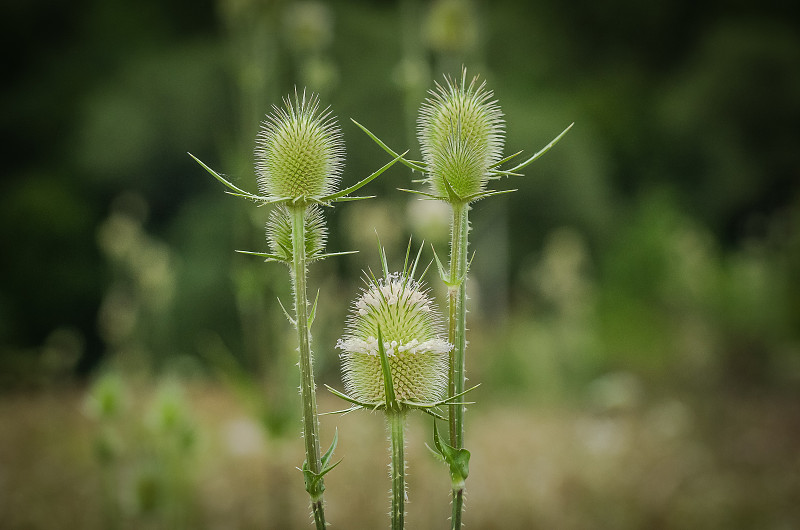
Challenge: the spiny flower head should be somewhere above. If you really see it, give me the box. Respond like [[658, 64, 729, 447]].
[[337, 270, 451, 407], [266, 204, 327, 263], [418, 68, 505, 201], [255, 90, 344, 202]]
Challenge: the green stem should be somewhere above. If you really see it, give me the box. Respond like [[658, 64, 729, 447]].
[[451, 488, 464, 529], [388, 409, 407, 530], [448, 201, 469, 528], [290, 204, 327, 529]]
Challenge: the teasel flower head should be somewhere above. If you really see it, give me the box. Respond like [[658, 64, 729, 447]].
[[255, 90, 344, 203], [335, 246, 451, 409], [350, 68, 572, 206], [266, 204, 328, 263], [418, 68, 505, 201]]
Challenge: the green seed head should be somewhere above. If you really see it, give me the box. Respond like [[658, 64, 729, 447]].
[[418, 69, 505, 201], [337, 271, 451, 406], [266, 205, 327, 262], [255, 90, 344, 201]]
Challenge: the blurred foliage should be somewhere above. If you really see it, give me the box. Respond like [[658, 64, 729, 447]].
[[1, 0, 796, 388], [1, 0, 799, 525]]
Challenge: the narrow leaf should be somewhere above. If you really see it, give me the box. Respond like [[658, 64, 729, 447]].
[[397, 188, 445, 201], [327, 195, 375, 202], [320, 151, 408, 203], [462, 188, 517, 203], [375, 233, 389, 279], [441, 175, 463, 203], [321, 429, 338, 468], [489, 150, 523, 169], [319, 458, 342, 477], [417, 407, 447, 421], [319, 406, 362, 416], [324, 384, 375, 409], [402, 237, 413, 278], [308, 289, 320, 327], [488, 169, 524, 178], [408, 240, 425, 282], [276, 297, 295, 325], [189, 153, 250, 195], [376, 326, 396, 410], [430, 245, 452, 286], [504, 122, 574, 174], [315, 250, 359, 260], [350, 119, 426, 172], [235, 250, 286, 262], [432, 419, 448, 456], [224, 190, 281, 203], [431, 420, 471, 483]]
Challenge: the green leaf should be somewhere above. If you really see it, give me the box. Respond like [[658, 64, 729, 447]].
[[462, 188, 517, 203], [397, 188, 446, 201], [188, 153, 250, 196], [488, 169, 523, 178], [314, 250, 359, 261], [488, 150, 523, 169], [504, 122, 574, 174], [430, 245, 453, 286], [307, 289, 320, 327], [416, 407, 448, 421], [224, 191, 280, 203], [407, 383, 480, 409], [319, 151, 408, 203], [375, 234, 390, 280], [376, 326, 397, 411], [276, 297, 295, 326], [441, 175, 464, 204], [431, 421, 471, 486], [321, 429, 339, 468], [300, 456, 341, 500], [327, 195, 375, 202], [235, 249, 287, 262], [407, 240, 425, 282], [319, 406, 362, 416], [350, 119, 426, 172], [324, 384, 376, 410]]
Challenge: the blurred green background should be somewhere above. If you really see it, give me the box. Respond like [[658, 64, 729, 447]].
[[2, 0, 799, 528]]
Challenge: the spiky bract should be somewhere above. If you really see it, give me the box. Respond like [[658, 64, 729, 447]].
[[266, 205, 327, 263], [337, 272, 451, 406], [418, 69, 505, 201], [255, 90, 344, 201]]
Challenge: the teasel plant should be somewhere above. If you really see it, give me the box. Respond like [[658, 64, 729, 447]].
[[354, 67, 572, 528], [189, 89, 404, 529], [327, 240, 474, 530]]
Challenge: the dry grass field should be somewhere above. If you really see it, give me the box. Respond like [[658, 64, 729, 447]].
[[2, 381, 797, 529]]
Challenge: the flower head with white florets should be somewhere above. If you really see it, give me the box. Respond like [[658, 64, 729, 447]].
[[328, 241, 474, 417]]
